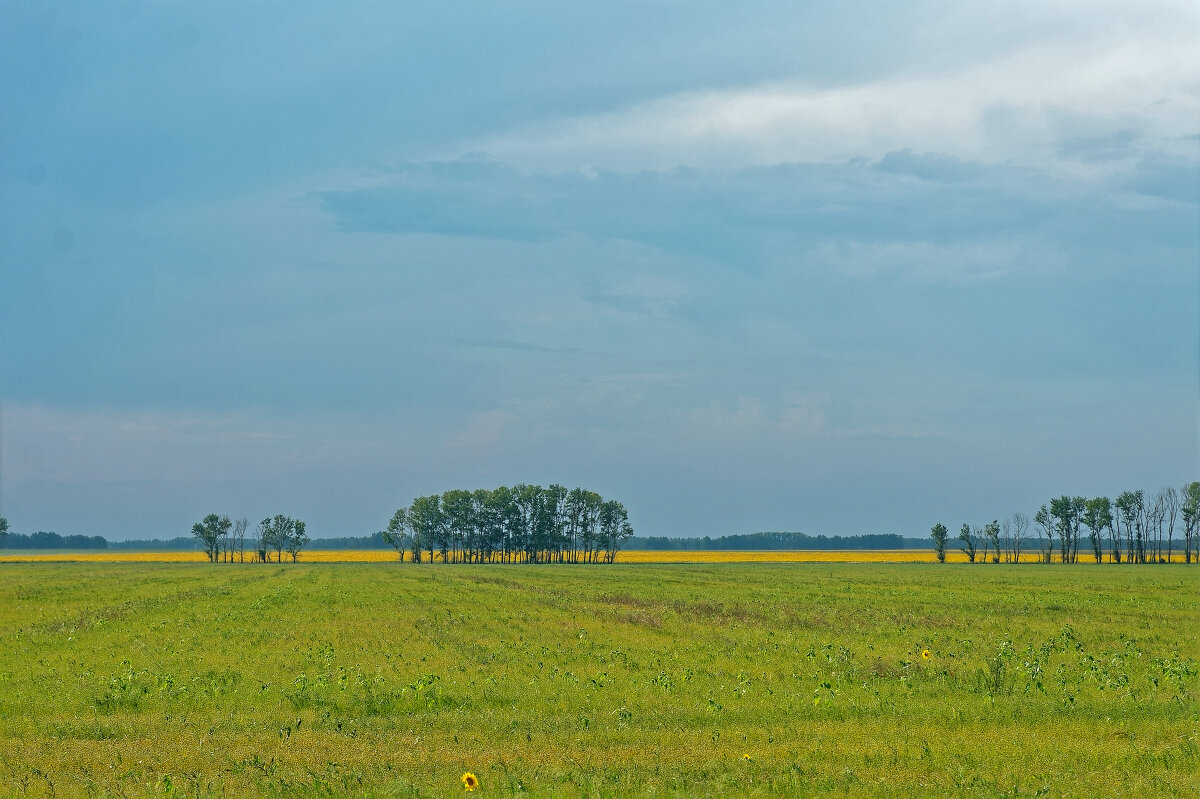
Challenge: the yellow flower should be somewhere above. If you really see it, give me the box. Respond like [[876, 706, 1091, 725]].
[[921, 649, 932, 660], [742, 753, 753, 761], [462, 772, 479, 792]]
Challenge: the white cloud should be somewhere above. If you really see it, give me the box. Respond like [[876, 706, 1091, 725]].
[[473, 15, 1199, 176]]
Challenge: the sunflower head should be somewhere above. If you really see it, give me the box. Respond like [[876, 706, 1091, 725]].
[[921, 649, 932, 660], [462, 772, 479, 792], [742, 754, 753, 761]]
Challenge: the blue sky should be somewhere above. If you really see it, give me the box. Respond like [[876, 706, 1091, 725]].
[[1, 1, 1197, 540]]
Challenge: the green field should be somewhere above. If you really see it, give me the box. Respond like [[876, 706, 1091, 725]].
[[1, 563, 1197, 798]]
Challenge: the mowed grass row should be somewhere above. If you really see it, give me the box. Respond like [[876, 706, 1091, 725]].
[[0, 563, 1196, 798]]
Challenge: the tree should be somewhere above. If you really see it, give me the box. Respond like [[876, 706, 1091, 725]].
[[441, 489, 475, 564], [599, 500, 632, 563], [1011, 512, 1029, 564], [232, 518, 248, 563], [284, 519, 309, 563], [1081, 497, 1112, 564], [1114, 491, 1144, 564], [958, 523, 977, 563], [259, 515, 294, 563], [191, 514, 232, 563], [984, 520, 1001, 563], [1035, 505, 1053, 563], [1162, 486, 1180, 563], [382, 507, 412, 562], [0, 516, 8, 539], [931, 523, 949, 563], [1050, 496, 1084, 564], [408, 495, 444, 564], [255, 518, 271, 563], [1147, 489, 1168, 563], [1182, 482, 1200, 564]]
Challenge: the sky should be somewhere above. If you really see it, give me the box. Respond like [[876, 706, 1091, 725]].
[[1, 0, 1197, 541]]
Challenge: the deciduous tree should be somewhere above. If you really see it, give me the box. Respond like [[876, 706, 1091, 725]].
[[1082, 497, 1112, 564], [1182, 482, 1200, 564], [931, 523, 949, 563], [958, 523, 977, 563], [191, 514, 232, 563]]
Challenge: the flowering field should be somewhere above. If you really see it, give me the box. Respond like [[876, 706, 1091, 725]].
[[0, 562, 1195, 797], [0, 548, 1044, 564]]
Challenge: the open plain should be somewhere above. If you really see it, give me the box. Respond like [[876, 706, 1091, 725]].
[[1, 562, 1197, 798]]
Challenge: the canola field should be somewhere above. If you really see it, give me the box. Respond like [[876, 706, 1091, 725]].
[[0, 562, 1196, 798], [0, 549, 1043, 564]]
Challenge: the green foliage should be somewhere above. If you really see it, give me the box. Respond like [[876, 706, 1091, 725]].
[[957, 523, 977, 563], [190, 513, 231, 563], [255, 515, 308, 563], [1183, 481, 1200, 563], [0, 515, 7, 537], [398, 485, 633, 565], [930, 523, 948, 563], [1082, 497, 1113, 564], [381, 508, 411, 561], [0, 563, 1195, 797]]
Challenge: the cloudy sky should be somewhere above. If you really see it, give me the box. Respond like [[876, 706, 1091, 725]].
[[2, 1, 1197, 541]]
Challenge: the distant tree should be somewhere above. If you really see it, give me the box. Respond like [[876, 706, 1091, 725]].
[[232, 518, 248, 563], [1010, 512, 1029, 564], [1182, 482, 1200, 564], [441, 489, 475, 564], [958, 523, 977, 563], [0, 516, 8, 539], [599, 500, 632, 563], [284, 519, 309, 563], [1050, 496, 1083, 563], [1082, 497, 1112, 564], [514, 483, 543, 563], [408, 495, 444, 564], [484, 485, 519, 563], [1034, 504, 1054, 563], [255, 518, 271, 563], [544, 484, 569, 562], [984, 520, 1000, 563], [1148, 489, 1167, 563], [931, 523, 949, 563], [191, 514, 232, 563], [1162, 486, 1180, 563], [259, 515, 294, 563], [1114, 491, 1144, 564], [382, 507, 412, 562]]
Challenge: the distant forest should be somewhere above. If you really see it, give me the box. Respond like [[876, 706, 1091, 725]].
[[626, 532, 907, 550], [0, 531, 108, 550]]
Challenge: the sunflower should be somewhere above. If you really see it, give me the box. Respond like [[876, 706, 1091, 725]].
[[921, 649, 932, 660], [742, 754, 753, 761], [462, 772, 479, 792]]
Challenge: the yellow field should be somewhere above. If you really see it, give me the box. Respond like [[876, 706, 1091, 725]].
[[0, 548, 1045, 564]]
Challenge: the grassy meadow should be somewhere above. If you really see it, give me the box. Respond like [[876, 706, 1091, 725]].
[[0, 562, 1196, 798]]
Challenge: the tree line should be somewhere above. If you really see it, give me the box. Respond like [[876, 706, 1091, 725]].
[[628, 531, 906, 550], [382, 485, 633, 564], [931, 482, 1200, 564], [189, 513, 309, 563], [0, 528, 107, 550]]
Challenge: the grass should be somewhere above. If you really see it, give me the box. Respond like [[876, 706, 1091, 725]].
[[0, 562, 1196, 797]]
